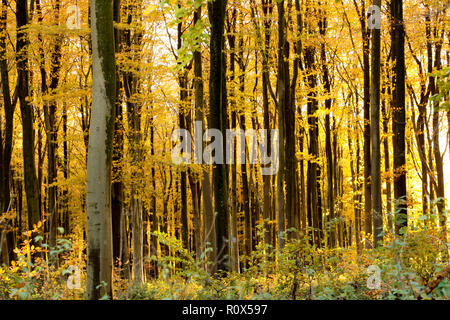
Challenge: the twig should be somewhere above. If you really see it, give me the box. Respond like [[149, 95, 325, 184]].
[[424, 264, 450, 295]]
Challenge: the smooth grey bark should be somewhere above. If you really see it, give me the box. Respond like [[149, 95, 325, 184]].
[[86, 0, 116, 300]]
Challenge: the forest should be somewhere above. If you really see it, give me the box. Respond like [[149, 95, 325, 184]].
[[0, 0, 449, 301]]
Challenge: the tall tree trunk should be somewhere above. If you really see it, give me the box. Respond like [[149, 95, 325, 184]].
[[150, 121, 158, 278], [362, 11, 372, 249], [36, 0, 48, 238], [176, 14, 190, 252], [193, 6, 216, 273], [370, 0, 382, 248], [429, 29, 446, 241], [37, 109, 43, 225], [382, 90, 393, 231], [46, 0, 62, 249], [226, 7, 239, 272], [122, 1, 145, 285], [349, 111, 362, 254], [276, 0, 287, 250], [391, 0, 407, 235], [286, 0, 302, 238], [0, 0, 15, 264], [261, 0, 273, 251], [17, 0, 40, 233], [236, 25, 252, 266], [353, 0, 372, 248], [284, 0, 298, 241], [319, 10, 334, 247], [86, 0, 116, 299], [208, 0, 229, 272], [62, 103, 69, 234], [111, 0, 124, 272], [304, 8, 321, 246]]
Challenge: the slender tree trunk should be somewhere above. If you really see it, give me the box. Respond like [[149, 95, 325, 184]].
[[62, 103, 69, 234], [261, 0, 273, 251], [284, 1, 297, 241], [208, 0, 229, 272], [276, 0, 287, 250], [354, 0, 372, 248], [0, 0, 15, 264], [123, 1, 144, 285], [17, 0, 40, 233], [46, 0, 62, 249], [111, 0, 124, 271], [370, 0, 382, 248], [349, 113, 362, 254], [286, 0, 302, 238], [319, 11, 334, 247], [304, 12, 321, 246], [226, 7, 239, 272], [193, 7, 216, 272], [236, 27, 251, 266], [382, 91, 393, 230], [430, 37, 446, 241], [176, 14, 190, 252], [391, 0, 407, 235], [363, 26, 372, 248], [150, 121, 158, 278]]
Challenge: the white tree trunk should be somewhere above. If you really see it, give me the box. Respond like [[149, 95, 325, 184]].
[[86, 0, 116, 300]]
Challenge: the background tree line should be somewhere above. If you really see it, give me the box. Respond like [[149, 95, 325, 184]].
[[0, 0, 448, 298]]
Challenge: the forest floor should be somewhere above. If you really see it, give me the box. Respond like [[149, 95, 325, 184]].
[[0, 227, 449, 300]]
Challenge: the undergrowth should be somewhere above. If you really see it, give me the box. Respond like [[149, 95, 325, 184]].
[[0, 223, 448, 300]]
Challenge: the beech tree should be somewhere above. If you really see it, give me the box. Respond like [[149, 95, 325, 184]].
[[370, 0, 382, 248], [391, 0, 407, 234], [208, 0, 229, 272], [86, 0, 116, 299], [17, 0, 40, 236], [0, 0, 15, 264]]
